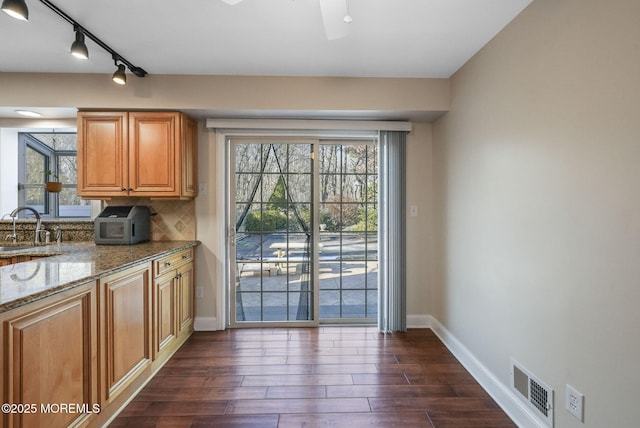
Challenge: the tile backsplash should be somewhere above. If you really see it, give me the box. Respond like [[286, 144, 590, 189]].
[[1, 198, 196, 243], [106, 198, 196, 241]]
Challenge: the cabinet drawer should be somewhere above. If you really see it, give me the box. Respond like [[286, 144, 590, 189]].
[[153, 249, 193, 277]]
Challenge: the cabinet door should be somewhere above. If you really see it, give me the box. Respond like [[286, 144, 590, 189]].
[[77, 112, 128, 197], [129, 112, 180, 196], [153, 270, 177, 358], [177, 261, 194, 335], [1, 282, 98, 428], [181, 115, 198, 197], [100, 263, 152, 403]]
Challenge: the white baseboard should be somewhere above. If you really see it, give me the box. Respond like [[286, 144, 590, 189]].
[[407, 314, 430, 328], [427, 316, 546, 428], [193, 316, 219, 331]]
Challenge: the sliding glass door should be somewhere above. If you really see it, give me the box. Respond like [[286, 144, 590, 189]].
[[229, 138, 378, 326], [317, 143, 378, 322], [231, 141, 314, 325]]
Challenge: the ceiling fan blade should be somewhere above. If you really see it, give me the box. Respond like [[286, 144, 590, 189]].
[[319, 0, 350, 40], [220, 0, 244, 5]]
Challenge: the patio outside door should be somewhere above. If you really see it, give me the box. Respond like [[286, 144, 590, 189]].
[[230, 139, 378, 326]]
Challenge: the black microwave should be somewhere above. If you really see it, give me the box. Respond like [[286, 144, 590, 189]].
[[94, 206, 151, 245]]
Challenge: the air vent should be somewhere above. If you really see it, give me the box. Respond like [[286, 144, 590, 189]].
[[511, 359, 554, 427]]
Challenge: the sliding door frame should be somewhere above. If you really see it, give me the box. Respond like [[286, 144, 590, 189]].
[[210, 120, 411, 330]]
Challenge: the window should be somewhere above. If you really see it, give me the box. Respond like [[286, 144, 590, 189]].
[[18, 132, 91, 218]]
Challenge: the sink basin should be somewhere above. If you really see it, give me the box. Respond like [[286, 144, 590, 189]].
[[0, 245, 38, 252]]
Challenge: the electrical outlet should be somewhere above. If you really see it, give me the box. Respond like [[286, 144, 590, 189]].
[[566, 384, 584, 421], [196, 286, 203, 299], [409, 205, 418, 217]]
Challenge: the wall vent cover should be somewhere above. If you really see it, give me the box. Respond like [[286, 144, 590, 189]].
[[511, 358, 554, 427]]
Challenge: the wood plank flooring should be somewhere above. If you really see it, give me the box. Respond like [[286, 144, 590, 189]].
[[110, 327, 516, 427]]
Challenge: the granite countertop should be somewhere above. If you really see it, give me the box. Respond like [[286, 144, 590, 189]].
[[0, 241, 199, 313]]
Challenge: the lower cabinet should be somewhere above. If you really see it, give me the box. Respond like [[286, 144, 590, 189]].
[[177, 261, 194, 335], [0, 247, 196, 428], [154, 269, 178, 357], [152, 249, 194, 368], [99, 262, 153, 406], [0, 282, 98, 428]]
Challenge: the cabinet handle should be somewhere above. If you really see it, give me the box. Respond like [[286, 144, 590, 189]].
[[120, 188, 126, 191], [165, 262, 172, 267], [182, 254, 190, 260], [175, 273, 182, 279], [128, 188, 134, 191]]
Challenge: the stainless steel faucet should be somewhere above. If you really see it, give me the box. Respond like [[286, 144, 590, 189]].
[[9, 207, 44, 244]]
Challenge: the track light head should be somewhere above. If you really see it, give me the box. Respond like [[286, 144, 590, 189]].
[[1, 0, 29, 21], [70, 30, 89, 59], [112, 63, 126, 85]]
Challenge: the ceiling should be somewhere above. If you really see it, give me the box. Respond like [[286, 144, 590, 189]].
[[0, 0, 532, 120]]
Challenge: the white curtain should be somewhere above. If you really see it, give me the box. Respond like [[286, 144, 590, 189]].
[[378, 131, 407, 332]]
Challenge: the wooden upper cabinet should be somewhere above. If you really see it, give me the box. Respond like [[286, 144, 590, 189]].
[[128, 112, 178, 196], [77, 111, 128, 197], [77, 111, 198, 199], [181, 115, 198, 197]]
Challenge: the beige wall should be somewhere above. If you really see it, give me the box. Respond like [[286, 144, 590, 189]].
[[406, 123, 434, 321], [194, 127, 223, 327], [0, 73, 449, 114], [432, 0, 640, 426]]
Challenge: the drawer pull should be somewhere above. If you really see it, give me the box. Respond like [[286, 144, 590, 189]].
[[165, 262, 172, 267]]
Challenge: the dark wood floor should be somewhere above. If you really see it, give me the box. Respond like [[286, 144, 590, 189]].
[[110, 327, 516, 427]]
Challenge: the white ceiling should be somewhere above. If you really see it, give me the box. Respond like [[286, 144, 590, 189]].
[[0, 0, 532, 119]]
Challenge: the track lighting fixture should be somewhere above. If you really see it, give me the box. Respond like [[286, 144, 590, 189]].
[[1, 0, 29, 20], [2, 0, 146, 84], [70, 27, 88, 59], [112, 63, 126, 85]]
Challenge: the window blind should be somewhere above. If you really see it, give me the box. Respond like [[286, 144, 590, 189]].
[[378, 130, 407, 332]]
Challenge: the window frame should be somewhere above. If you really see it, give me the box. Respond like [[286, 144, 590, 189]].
[[17, 132, 88, 219]]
